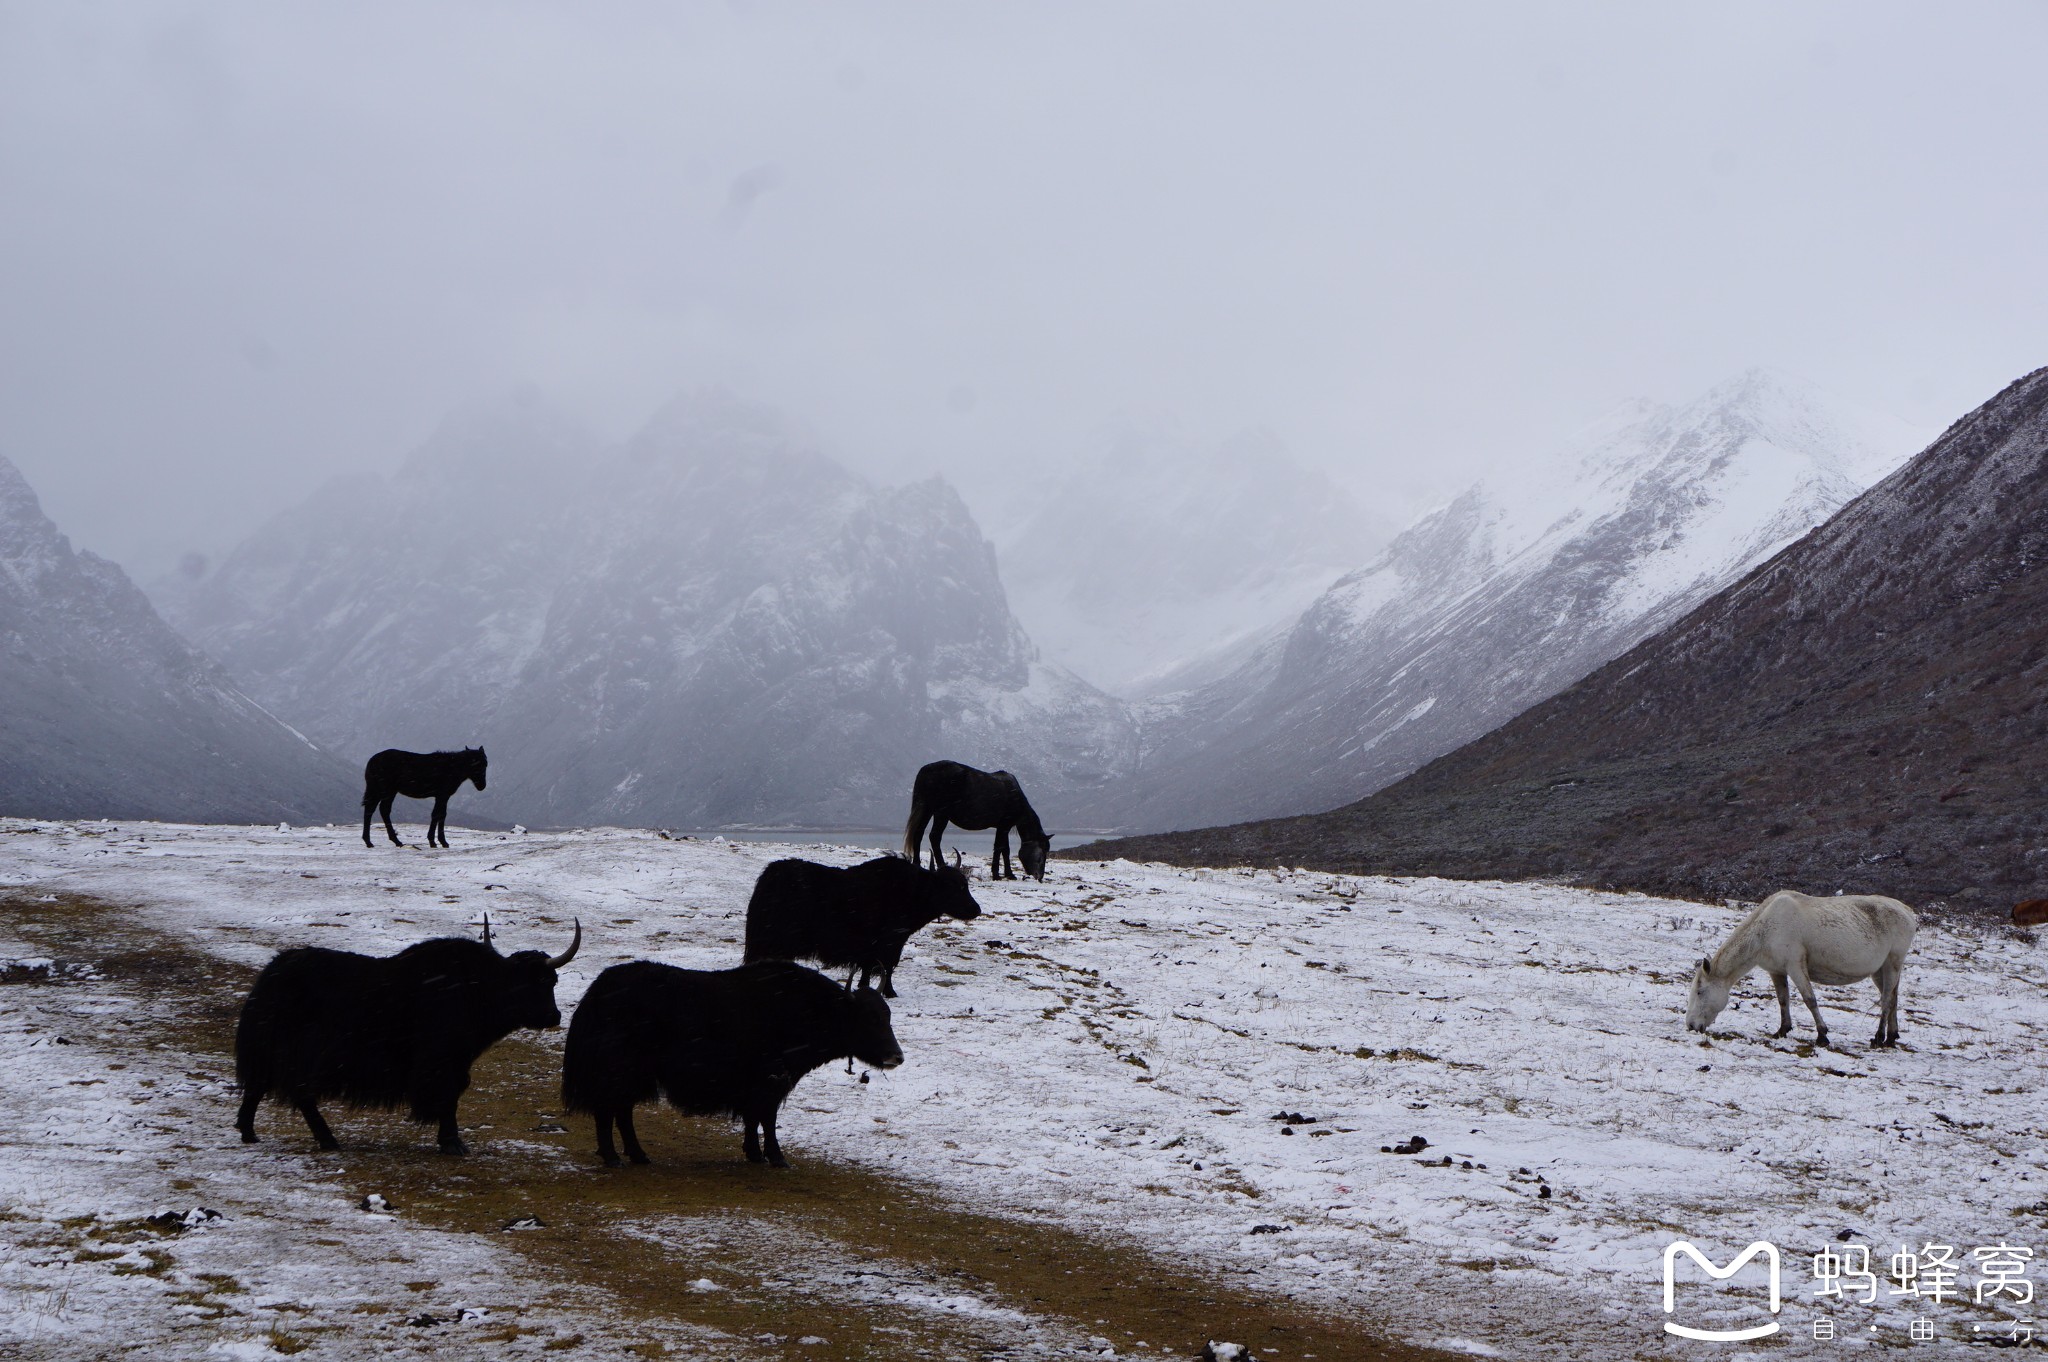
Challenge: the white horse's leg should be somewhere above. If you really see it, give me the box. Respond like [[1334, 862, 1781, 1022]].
[[1789, 958, 1828, 1046], [1878, 954, 1906, 1046], [1771, 973, 1793, 1037], [1869, 961, 1896, 1047]]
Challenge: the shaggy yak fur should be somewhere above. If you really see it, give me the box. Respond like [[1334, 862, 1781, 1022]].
[[742, 854, 981, 997]]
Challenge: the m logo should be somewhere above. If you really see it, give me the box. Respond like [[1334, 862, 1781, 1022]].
[[1663, 1240, 1782, 1341]]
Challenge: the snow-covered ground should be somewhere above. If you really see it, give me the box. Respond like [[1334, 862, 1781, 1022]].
[[2, 820, 2044, 1358]]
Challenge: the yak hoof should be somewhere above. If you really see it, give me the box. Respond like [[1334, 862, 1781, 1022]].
[[239, 1130, 258, 1145], [628, 1151, 650, 1166], [600, 1152, 622, 1168], [768, 1154, 791, 1170], [439, 1140, 467, 1156], [315, 1136, 340, 1152]]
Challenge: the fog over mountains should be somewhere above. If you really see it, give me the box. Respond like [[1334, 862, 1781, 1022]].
[[0, 454, 353, 823], [1088, 367, 2048, 913], [999, 430, 1381, 698], [0, 369, 1935, 841], [160, 391, 1136, 830], [1068, 370, 1927, 833]]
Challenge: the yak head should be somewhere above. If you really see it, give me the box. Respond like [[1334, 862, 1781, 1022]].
[[847, 985, 905, 1071], [465, 746, 488, 792], [483, 916, 579, 1029], [1684, 956, 1728, 1033], [924, 853, 983, 921], [1020, 834, 1051, 882]]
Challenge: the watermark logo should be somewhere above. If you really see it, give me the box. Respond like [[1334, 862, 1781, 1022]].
[[1664, 1240, 1782, 1341]]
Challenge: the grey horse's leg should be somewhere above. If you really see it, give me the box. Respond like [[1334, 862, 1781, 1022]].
[[1788, 958, 1828, 1046], [1874, 956, 1905, 1047], [380, 794, 403, 846], [1771, 973, 1793, 1037]]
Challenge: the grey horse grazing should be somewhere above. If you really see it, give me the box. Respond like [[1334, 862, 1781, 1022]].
[[1685, 890, 1917, 1048]]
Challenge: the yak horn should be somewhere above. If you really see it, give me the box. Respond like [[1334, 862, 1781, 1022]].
[[480, 913, 493, 948], [952, 849, 962, 869], [547, 919, 582, 968]]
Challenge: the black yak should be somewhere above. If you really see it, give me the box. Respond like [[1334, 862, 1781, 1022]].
[[361, 746, 487, 849], [743, 854, 980, 997], [561, 959, 903, 1168], [234, 918, 580, 1154], [904, 759, 1051, 880]]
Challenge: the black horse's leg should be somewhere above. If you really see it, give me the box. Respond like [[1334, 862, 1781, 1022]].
[[380, 794, 403, 847], [993, 825, 1012, 879], [236, 1088, 262, 1143], [361, 792, 376, 848], [430, 793, 450, 848], [928, 818, 948, 869]]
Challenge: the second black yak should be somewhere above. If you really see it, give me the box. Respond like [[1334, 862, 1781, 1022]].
[[561, 959, 903, 1168], [234, 918, 580, 1154], [743, 854, 981, 997]]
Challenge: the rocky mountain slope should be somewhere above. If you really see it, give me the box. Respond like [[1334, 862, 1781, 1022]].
[[998, 430, 1378, 697], [0, 454, 354, 822], [1078, 370, 1925, 832], [161, 392, 1136, 829], [1087, 368, 2048, 914]]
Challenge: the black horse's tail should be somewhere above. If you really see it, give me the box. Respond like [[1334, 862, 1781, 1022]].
[[902, 795, 927, 865]]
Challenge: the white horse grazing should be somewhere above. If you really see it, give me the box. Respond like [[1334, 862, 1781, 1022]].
[[1685, 890, 1917, 1048]]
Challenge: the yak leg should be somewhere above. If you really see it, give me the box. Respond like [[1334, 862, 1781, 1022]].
[[380, 794, 404, 846], [292, 1093, 340, 1151], [1770, 973, 1793, 1037], [741, 1115, 765, 1164], [236, 1089, 263, 1144], [616, 1106, 649, 1165], [435, 1106, 466, 1156], [593, 1109, 621, 1168], [429, 793, 450, 848], [1788, 957, 1828, 1046], [758, 1104, 788, 1168]]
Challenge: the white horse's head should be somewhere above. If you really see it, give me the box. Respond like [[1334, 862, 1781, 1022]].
[[1685, 956, 1729, 1032]]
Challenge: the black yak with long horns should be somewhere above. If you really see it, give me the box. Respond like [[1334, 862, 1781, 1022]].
[[234, 916, 580, 1154]]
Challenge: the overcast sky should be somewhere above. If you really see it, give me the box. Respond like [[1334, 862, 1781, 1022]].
[[2, 2, 2043, 575]]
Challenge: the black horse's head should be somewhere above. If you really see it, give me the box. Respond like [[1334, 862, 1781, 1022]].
[[467, 746, 488, 791], [1020, 834, 1051, 882]]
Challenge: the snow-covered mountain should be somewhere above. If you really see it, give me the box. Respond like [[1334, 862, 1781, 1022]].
[[999, 430, 1383, 697], [1076, 369, 1928, 832], [160, 391, 1137, 830], [0, 453, 354, 821]]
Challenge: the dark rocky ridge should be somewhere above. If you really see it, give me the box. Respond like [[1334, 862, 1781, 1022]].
[[0, 454, 355, 822], [1081, 368, 2048, 915]]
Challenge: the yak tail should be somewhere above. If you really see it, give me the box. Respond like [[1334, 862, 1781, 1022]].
[[902, 796, 928, 866]]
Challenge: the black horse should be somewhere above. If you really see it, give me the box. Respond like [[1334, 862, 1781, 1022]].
[[903, 760, 1050, 881], [361, 747, 487, 849]]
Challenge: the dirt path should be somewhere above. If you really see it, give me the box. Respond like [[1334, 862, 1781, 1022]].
[[3, 893, 1453, 1361]]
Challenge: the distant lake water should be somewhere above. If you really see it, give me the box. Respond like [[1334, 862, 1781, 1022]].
[[683, 829, 1109, 853]]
